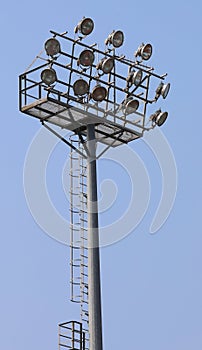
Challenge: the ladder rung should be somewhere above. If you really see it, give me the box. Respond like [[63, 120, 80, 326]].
[[59, 344, 71, 349], [70, 299, 80, 303], [81, 263, 88, 267], [59, 334, 72, 340], [70, 225, 80, 230], [80, 219, 88, 223]]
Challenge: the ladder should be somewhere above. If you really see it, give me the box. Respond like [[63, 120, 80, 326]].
[[69, 139, 89, 350]]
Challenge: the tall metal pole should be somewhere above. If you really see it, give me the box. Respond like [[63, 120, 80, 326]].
[[87, 124, 103, 350]]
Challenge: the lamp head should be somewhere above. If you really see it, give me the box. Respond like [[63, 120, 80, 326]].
[[91, 85, 107, 102], [150, 109, 168, 126], [123, 98, 139, 115], [75, 17, 94, 36], [78, 49, 95, 67], [96, 57, 114, 74], [41, 68, 57, 85], [44, 38, 61, 57], [105, 30, 124, 48], [127, 69, 143, 86], [155, 82, 170, 100], [73, 79, 89, 96], [135, 43, 152, 60]]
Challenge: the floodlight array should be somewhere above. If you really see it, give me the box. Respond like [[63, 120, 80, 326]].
[[19, 16, 171, 144]]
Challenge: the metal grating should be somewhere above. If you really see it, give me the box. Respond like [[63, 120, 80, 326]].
[[21, 96, 142, 147]]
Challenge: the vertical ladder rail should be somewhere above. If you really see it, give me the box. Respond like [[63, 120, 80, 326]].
[[69, 138, 89, 350], [79, 150, 89, 349], [69, 141, 82, 303]]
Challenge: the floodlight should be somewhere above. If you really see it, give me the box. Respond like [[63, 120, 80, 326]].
[[156, 111, 168, 126], [44, 38, 61, 57], [127, 69, 143, 86], [73, 79, 89, 96], [91, 85, 107, 102], [96, 57, 114, 74], [150, 109, 168, 126], [155, 82, 170, 100], [105, 30, 124, 48], [78, 50, 95, 67], [41, 68, 57, 85], [123, 98, 139, 115], [75, 17, 94, 36], [135, 43, 152, 60]]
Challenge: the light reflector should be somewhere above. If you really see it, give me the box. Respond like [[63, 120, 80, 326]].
[[123, 99, 139, 115], [105, 30, 124, 48], [125, 99, 139, 114], [127, 69, 143, 86], [150, 109, 168, 126], [92, 85, 107, 102], [41, 68, 57, 85], [44, 38, 61, 57], [75, 17, 94, 36], [73, 79, 89, 96], [78, 50, 95, 67], [155, 82, 170, 100], [97, 57, 114, 74], [135, 43, 152, 60], [156, 111, 168, 126]]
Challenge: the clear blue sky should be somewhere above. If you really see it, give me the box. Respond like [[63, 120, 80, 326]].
[[1, 1, 202, 350]]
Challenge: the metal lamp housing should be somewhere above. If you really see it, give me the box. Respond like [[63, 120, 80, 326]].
[[132, 70, 143, 86], [92, 85, 107, 102], [44, 38, 61, 57], [41, 68, 57, 85], [73, 79, 89, 96], [78, 49, 95, 67], [105, 30, 124, 48], [156, 111, 168, 126], [75, 17, 94, 36], [124, 99, 139, 115], [161, 83, 170, 99], [155, 82, 170, 100], [135, 43, 152, 60], [97, 57, 114, 74], [150, 109, 168, 126]]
